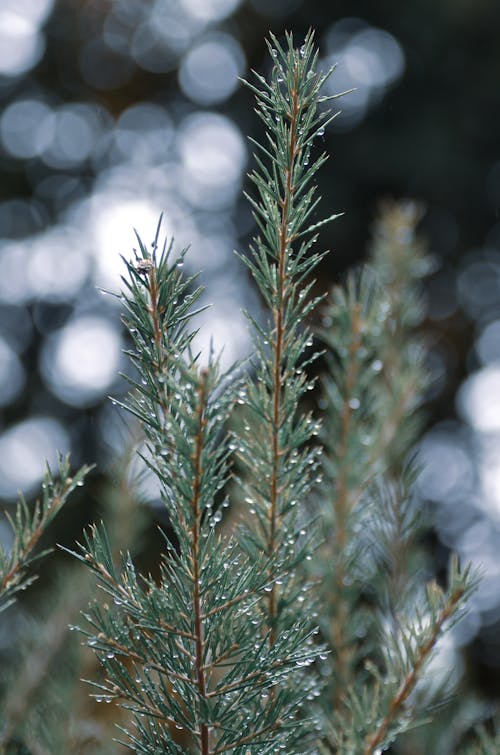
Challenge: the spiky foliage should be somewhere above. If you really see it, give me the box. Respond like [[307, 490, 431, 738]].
[[67, 220, 328, 753], [0, 455, 91, 613], [0, 446, 147, 755], [234, 31, 342, 649], [316, 204, 428, 707], [320, 559, 475, 755], [315, 202, 477, 752], [368, 201, 432, 471]]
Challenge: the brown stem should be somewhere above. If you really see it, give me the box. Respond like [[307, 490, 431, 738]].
[[363, 586, 465, 755], [331, 304, 362, 707], [145, 263, 189, 541], [147, 266, 171, 421], [268, 63, 300, 647], [191, 369, 210, 754], [147, 266, 163, 362]]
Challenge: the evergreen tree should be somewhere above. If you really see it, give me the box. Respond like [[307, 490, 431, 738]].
[[0, 31, 487, 755]]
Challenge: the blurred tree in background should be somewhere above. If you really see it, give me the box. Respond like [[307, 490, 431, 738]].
[[1, 0, 500, 748]]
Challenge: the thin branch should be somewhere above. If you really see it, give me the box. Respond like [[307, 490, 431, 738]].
[[363, 585, 467, 755], [268, 58, 300, 647], [0, 496, 62, 593], [191, 368, 210, 755]]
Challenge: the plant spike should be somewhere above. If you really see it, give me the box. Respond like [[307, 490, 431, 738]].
[[316, 202, 478, 750], [362, 557, 477, 755], [236, 30, 341, 652], [325, 557, 477, 755], [314, 202, 431, 715], [0, 455, 91, 613]]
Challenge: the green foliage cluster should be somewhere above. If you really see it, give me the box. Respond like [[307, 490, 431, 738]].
[[0, 30, 492, 755], [0, 457, 91, 614]]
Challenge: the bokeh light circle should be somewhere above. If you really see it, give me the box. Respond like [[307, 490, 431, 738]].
[[0, 417, 69, 499], [41, 316, 122, 407], [180, 0, 241, 22], [178, 112, 246, 208], [457, 366, 500, 433], [178, 34, 245, 105]]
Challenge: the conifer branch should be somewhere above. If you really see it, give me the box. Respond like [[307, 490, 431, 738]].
[[363, 559, 475, 754], [69, 215, 326, 751], [237, 31, 339, 645], [317, 203, 432, 717], [317, 203, 478, 752], [267, 49, 298, 645], [0, 456, 91, 612], [318, 272, 389, 712]]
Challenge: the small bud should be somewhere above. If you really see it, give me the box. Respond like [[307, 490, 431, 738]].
[[135, 259, 154, 274]]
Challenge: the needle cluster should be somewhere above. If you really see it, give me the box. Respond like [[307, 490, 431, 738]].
[[316, 203, 478, 752], [0, 455, 90, 613]]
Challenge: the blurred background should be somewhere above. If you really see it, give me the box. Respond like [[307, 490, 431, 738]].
[[1, 0, 500, 737]]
